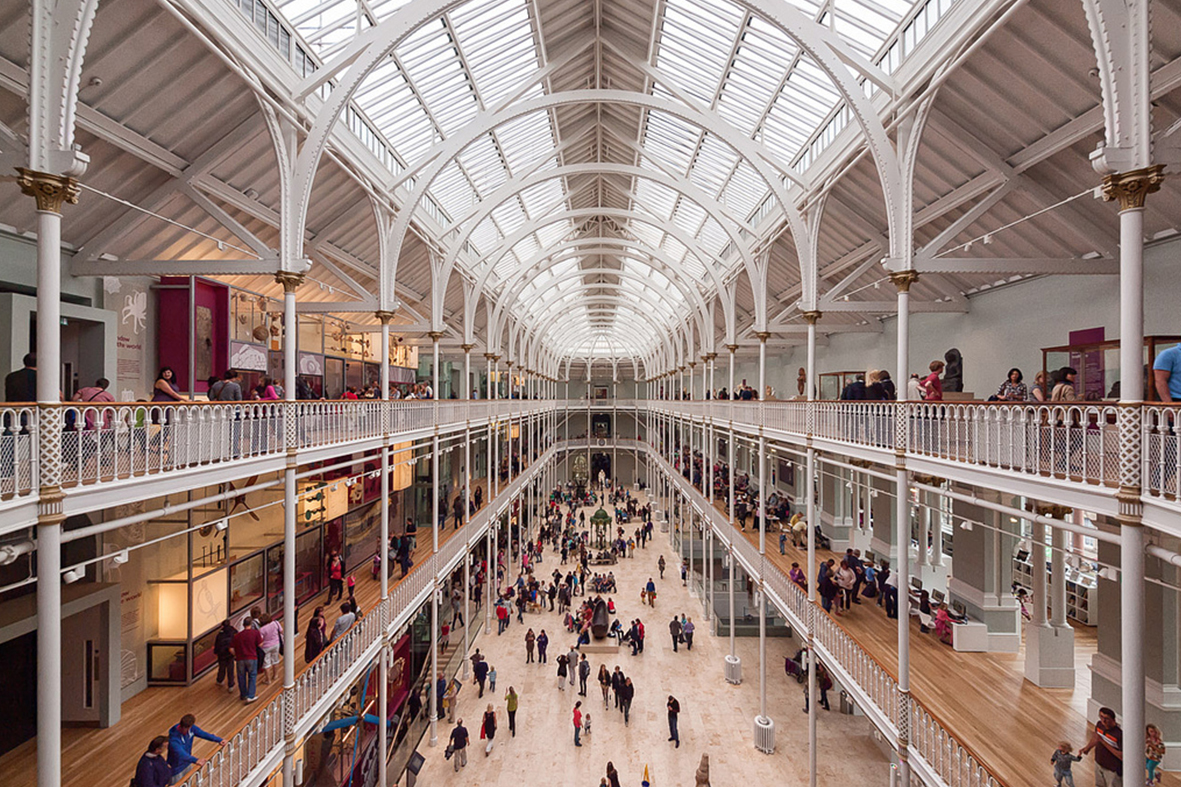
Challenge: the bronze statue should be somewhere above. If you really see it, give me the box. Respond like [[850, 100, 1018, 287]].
[[796, 367, 806, 396], [591, 597, 610, 639], [695, 753, 710, 786], [944, 348, 963, 393]]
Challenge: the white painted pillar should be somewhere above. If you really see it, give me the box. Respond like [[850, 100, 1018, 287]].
[[891, 270, 917, 786]]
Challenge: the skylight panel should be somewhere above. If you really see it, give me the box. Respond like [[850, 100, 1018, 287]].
[[697, 217, 729, 258], [633, 177, 678, 221], [642, 112, 699, 175], [468, 216, 500, 257], [723, 159, 766, 219], [455, 134, 507, 195], [498, 112, 557, 175], [519, 179, 564, 219], [450, 0, 539, 107], [630, 221, 664, 250], [657, 0, 744, 105], [430, 161, 476, 222], [716, 18, 798, 135], [673, 200, 707, 238], [361, 72, 435, 164], [688, 134, 738, 196], [490, 200, 527, 238], [366, 0, 413, 19], [532, 221, 567, 249]]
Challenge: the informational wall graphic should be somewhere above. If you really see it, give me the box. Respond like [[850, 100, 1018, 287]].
[[104, 277, 153, 401]]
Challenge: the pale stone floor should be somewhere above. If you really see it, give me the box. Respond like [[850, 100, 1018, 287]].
[[414, 496, 892, 786]]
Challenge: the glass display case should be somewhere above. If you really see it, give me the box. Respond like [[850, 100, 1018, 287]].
[[1042, 335, 1181, 401], [818, 371, 863, 400], [229, 553, 265, 613]]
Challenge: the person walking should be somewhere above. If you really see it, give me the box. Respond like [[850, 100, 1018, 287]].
[[669, 616, 682, 652], [1079, 706, 1122, 787], [135, 737, 172, 787], [480, 703, 497, 756], [474, 657, 489, 697], [606, 761, 622, 787], [213, 620, 236, 694], [567, 645, 579, 687], [645, 577, 657, 607], [683, 617, 695, 651], [619, 677, 634, 726], [556, 652, 570, 690], [611, 666, 623, 709], [658, 555, 666, 579], [667, 695, 681, 748], [578, 653, 591, 696], [166, 714, 225, 784], [573, 701, 584, 747], [537, 629, 549, 663], [505, 687, 518, 737], [597, 665, 611, 710], [449, 719, 469, 772], [304, 607, 327, 663], [326, 551, 344, 602], [525, 628, 536, 663], [231, 618, 263, 703], [496, 600, 509, 635]]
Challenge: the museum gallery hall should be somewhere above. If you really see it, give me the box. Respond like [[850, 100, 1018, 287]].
[[0, 0, 1179, 785]]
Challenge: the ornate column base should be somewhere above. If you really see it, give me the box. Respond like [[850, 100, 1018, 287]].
[[753, 714, 775, 753], [724, 654, 743, 685]]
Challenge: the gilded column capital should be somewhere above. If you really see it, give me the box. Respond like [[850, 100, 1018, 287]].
[[1101, 165, 1165, 211], [802, 310, 822, 325], [505, 360, 514, 368], [1032, 503, 1074, 519], [484, 353, 499, 361], [427, 330, 445, 342], [726, 344, 739, 353], [888, 270, 920, 293], [704, 353, 717, 362], [688, 361, 696, 369], [374, 310, 396, 325], [461, 343, 474, 352], [17, 168, 80, 214], [274, 271, 306, 293], [754, 331, 771, 342]]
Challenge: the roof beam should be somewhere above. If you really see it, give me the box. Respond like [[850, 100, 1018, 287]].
[[821, 300, 968, 313], [72, 257, 285, 277], [914, 257, 1119, 275]]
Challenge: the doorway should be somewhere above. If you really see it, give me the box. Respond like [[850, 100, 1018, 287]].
[[591, 453, 612, 483]]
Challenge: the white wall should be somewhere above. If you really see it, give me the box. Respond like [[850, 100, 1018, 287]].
[[728, 236, 1181, 398]]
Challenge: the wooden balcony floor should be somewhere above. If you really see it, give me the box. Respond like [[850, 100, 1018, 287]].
[[0, 475, 501, 787], [709, 496, 1172, 787]]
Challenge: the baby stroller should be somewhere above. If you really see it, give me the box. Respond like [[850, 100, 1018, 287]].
[[785, 648, 808, 684]]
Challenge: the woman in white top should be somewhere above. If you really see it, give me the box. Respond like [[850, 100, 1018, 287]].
[[906, 374, 924, 401], [834, 561, 856, 611]]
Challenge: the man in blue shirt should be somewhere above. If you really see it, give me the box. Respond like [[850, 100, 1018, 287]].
[[167, 714, 225, 784], [1154, 344, 1181, 402]]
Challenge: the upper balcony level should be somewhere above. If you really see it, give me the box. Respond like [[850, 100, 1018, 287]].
[[4, 397, 1179, 537], [0, 399, 552, 536]]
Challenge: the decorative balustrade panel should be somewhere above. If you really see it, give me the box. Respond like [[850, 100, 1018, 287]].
[[1143, 405, 1181, 499], [906, 402, 1119, 487], [909, 703, 1002, 787], [191, 695, 284, 787], [0, 406, 37, 499], [54, 403, 285, 487]]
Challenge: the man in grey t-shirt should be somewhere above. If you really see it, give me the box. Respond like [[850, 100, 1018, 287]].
[[330, 603, 356, 642]]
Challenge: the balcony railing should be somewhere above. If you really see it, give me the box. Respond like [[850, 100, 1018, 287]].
[[649, 441, 1003, 787], [648, 400, 1181, 507], [184, 439, 558, 787], [0, 400, 551, 515]]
